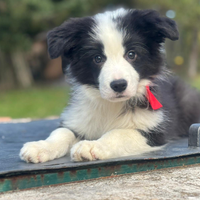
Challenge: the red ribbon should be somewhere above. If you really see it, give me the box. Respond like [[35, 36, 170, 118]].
[[146, 86, 163, 110]]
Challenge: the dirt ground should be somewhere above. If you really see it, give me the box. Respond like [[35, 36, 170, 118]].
[[1, 164, 200, 200]]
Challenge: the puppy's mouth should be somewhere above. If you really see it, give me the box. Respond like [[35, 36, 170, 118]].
[[116, 94, 127, 98], [108, 94, 131, 102]]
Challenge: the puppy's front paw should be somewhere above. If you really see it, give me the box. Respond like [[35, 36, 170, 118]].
[[19, 141, 53, 163], [70, 140, 109, 162]]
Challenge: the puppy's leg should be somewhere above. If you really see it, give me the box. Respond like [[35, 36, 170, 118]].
[[71, 129, 159, 161], [20, 128, 76, 163]]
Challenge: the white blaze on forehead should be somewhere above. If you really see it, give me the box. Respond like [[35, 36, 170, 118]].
[[91, 8, 140, 102], [93, 8, 128, 58]]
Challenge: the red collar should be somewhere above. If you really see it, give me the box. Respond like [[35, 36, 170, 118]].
[[145, 85, 163, 110]]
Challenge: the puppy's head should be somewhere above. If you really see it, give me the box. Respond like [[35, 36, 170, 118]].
[[47, 8, 179, 102]]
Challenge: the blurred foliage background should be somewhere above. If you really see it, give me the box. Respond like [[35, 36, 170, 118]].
[[0, 0, 200, 119]]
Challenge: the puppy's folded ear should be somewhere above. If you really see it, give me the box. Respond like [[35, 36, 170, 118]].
[[47, 17, 94, 59], [134, 10, 179, 43], [47, 22, 69, 59]]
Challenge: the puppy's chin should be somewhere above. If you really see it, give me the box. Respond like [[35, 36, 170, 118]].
[[102, 95, 132, 103]]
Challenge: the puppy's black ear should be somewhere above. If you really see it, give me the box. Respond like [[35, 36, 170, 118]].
[[47, 22, 68, 59], [47, 17, 94, 59], [135, 10, 179, 43]]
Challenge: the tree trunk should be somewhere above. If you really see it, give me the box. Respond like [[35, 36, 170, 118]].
[[11, 51, 33, 88], [0, 50, 16, 90], [188, 29, 199, 79]]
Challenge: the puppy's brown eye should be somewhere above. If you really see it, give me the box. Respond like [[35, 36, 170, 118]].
[[126, 50, 137, 61], [94, 55, 102, 63]]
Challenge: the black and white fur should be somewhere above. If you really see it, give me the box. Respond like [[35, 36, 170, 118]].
[[20, 8, 200, 163]]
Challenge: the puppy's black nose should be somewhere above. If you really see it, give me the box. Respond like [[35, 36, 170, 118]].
[[110, 79, 127, 93]]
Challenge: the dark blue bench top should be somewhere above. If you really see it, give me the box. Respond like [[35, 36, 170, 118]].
[[1, 119, 200, 177]]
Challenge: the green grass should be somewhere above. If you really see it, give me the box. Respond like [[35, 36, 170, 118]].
[[0, 86, 70, 118]]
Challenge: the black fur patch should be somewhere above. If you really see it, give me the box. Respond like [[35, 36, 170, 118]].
[[138, 129, 166, 146], [47, 17, 103, 87], [120, 9, 178, 80], [68, 41, 104, 87], [47, 17, 95, 59]]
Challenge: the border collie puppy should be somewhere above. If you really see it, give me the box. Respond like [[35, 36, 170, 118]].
[[20, 8, 200, 163]]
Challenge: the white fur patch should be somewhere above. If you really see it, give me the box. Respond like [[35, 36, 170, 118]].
[[62, 85, 164, 139], [70, 129, 161, 161], [92, 9, 140, 102], [20, 128, 76, 163]]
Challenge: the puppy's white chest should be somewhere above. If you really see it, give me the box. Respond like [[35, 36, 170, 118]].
[[61, 90, 164, 140], [61, 97, 124, 139]]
